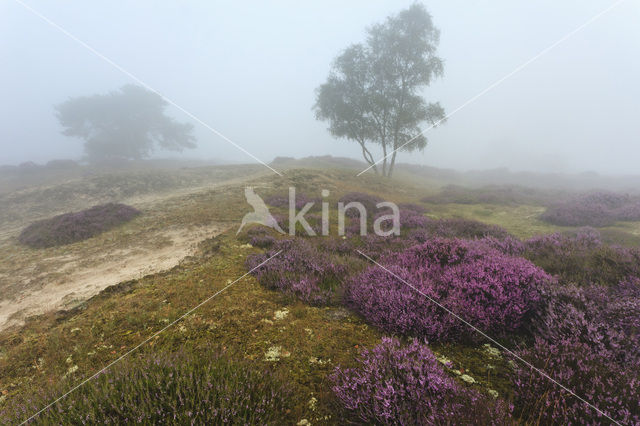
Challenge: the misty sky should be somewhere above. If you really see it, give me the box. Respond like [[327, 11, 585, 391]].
[[1, 0, 639, 174]]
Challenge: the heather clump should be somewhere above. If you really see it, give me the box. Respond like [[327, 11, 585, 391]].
[[240, 227, 277, 248], [331, 337, 513, 425], [18, 203, 140, 248], [249, 234, 276, 248], [425, 218, 510, 239], [345, 203, 430, 236], [246, 238, 347, 305], [512, 338, 640, 425], [523, 229, 640, 285], [405, 218, 512, 243], [476, 235, 525, 256], [423, 184, 556, 206], [339, 192, 383, 217], [541, 191, 640, 227], [398, 202, 428, 214], [530, 279, 640, 365], [265, 192, 321, 210], [2, 350, 295, 425], [345, 238, 551, 342]]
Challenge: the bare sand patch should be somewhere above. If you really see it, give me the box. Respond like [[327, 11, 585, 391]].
[[0, 224, 226, 330]]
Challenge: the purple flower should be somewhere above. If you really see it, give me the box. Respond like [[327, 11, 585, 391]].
[[345, 238, 552, 342], [331, 338, 512, 424], [18, 203, 140, 248]]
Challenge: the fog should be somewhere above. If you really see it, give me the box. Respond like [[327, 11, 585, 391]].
[[1, 0, 638, 174]]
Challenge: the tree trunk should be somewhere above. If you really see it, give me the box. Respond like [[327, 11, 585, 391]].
[[359, 141, 378, 175], [388, 148, 398, 178], [381, 140, 388, 177]]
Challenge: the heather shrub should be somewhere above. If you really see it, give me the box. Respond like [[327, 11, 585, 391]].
[[18, 203, 140, 248], [271, 213, 289, 233], [264, 194, 289, 208], [331, 337, 513, 425], [339, 192, 383, 217], [249, 234, 276, 248], [541, 191, 640, 227], [320, 236, 356, 255], [423, 184, 563, 206], [265, 192, 320, 210], [476, 235, 525, 256], [3, 351, 294, 425], [530, 279, 640, 365], [425, 218, 510, 240], [512, 338, 640, 425], [405, 218, 512, 244], [246, 238, 347, 305], [345, 239, 551, 342], [523, 229, 640, 285], [398, 202, 428, 214], [240, 227, 276, 248], [345, 203, 430, 236]]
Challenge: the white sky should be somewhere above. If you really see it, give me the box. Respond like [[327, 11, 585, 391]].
[[1, 0, 638, 174]]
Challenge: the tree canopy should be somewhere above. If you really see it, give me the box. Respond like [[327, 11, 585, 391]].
[[314, 3, 445, 177], [56, 85, 196, 162]]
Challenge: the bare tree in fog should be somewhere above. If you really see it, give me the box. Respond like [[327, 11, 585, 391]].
[[314, 3, 446, 177], [55, 85, 196, 163]]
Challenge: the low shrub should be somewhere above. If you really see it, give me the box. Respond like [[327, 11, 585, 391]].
[[523, 229, 640, 285], [246, 238, 347, 305], [2, 350, 294, 424], [397, 202, 428, 214], [512, 338, 640, 425], [529, 279, 640, 365], [249, 234, 276, 248], [265, 192, 320, 210], [407, 218, 511, 241], [18, 203, 140, 248], [331, 337, 513, 425], [425, 218, 510, 239], [423, 184, 556, 206], [345, 239, 551, 342], [345, 203, 430, 236], [540, 191, 640, 227], [338, 192, 383, 217]]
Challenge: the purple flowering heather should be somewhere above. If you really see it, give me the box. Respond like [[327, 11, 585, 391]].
[[345, 239, 552, 342], [423, 184, 557, 206], [541, 191, 640, 227], [18, 203, 140, 248], [523, 229, 640, 285], [331, 337, 513, 424], [426, 218, 510, 240], [405, 218, 513, 245], [246, 238, 346, 305], [347, 205, 430, 236], [476, 235, 525, 256], [512, 338, 640, 425], [530, 279, 640, 365], [339, 192, 384, 217], [265, 192, 321, 210], [398, 202, 428, 214]]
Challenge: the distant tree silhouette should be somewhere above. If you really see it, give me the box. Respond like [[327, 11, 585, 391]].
[[56, 85, 196, 162], [314, 4, 445, 177]]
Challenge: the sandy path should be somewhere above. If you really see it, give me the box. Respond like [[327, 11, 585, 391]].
[[0, 224, 227, 331], [0, 169, 272, 331]]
